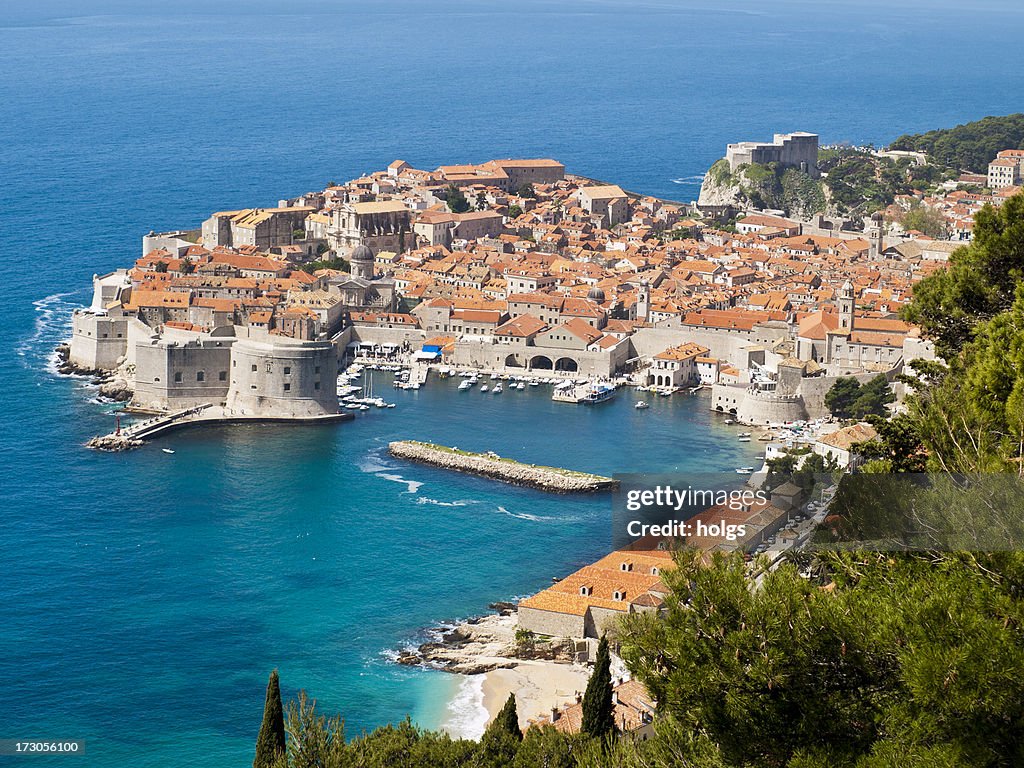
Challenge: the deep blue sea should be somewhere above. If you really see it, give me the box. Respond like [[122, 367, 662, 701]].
[[3, 1, 1023, 765]]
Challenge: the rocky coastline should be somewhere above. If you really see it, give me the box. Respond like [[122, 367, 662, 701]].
[[54, 343, 134, 402], [395, 607, 576, 675], [388, 440, 618, 493]]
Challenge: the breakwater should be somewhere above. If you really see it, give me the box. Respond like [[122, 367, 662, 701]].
[[387, 440, 618, 493]]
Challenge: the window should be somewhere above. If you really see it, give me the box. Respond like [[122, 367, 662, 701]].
[[314, 365, 320, 374], [284, 366, 291, 375], [314, 382, 320, 390], [196, 371, 205, 382], [620, 562, 633, 572], [579, 586, 591, 596], [613, 590, 625, 601], [219, 371, 227, 381], [283, 383, 291, 392], [651, 567, 660, 576], [174, 372, 182, 383], [251, 364, 257, 372]]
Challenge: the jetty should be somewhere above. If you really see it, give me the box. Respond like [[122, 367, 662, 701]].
[[87, 405, 354, 451], [388, 440, 618, 493]]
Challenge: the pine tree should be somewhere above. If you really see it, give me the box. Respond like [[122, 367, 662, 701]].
[[488, 693, 523, 741], [581, 636, 615, 738], [254, 669, 286, 768]]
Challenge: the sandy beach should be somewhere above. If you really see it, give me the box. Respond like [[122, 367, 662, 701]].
[[482, 661, 591, 727]]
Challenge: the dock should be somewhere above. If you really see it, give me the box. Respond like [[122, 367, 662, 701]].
[[388, 440, 618, 493], [87, 405, 354, 451]]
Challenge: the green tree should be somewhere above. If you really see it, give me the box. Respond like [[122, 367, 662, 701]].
[[825, 377, 863, 419], [180, 257, 195, 275], [475, 191, 488, 211], [900, 204, 948, 238], [254, 670, 286, 768], [507, 204, 523, 219], [154, 261, 168, 273], [851, 375, 895, 419], [511, 726, 575, 768], [581, 636, 615, 738], [488, 693, 522, 741], [446, 184, 471, 214], [517, 183, 536, 199], [902, 193, 1024, 357]]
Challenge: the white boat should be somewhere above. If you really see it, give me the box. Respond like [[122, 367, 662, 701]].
[[529, 379, 540, 386], [635, 401, 649, 410], [386, 403, 396, 408], [724, 419, 735, 425], [493, 384, 503, 394], [480, 385, 489, 392], [458, 380, 473, 391], [738, 432, 752, 437], [582, 385, 615, 404], [516, 382, 525, 390], [358, 404, 370, 410], [736, 468, 752, 474], [162, 448, 175, 454], [345, 403, 360, 410], [738, 437, 752, 442]]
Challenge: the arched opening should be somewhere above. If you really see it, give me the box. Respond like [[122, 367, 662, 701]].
[[729, 407, 737, 415], [554, 357, 578, 372], [715, 405, 724, 412], [504, 354, 522, 368], [530, 355, 553, 370]]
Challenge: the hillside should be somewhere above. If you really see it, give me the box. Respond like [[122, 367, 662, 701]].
[[890, 113, 1024, 173]]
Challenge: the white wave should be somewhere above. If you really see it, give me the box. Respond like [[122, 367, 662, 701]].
[[442, 675, 489, 741], [17, 291, 83, 363], [377, 473, 423, 494], [416, 497, 478, 508], [497, 506, 559, 523], [670, 176, 706, 185]]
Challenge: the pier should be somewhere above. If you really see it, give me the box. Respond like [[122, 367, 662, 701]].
[[87, 405, 354, 451], [388, 440, 618, 493]]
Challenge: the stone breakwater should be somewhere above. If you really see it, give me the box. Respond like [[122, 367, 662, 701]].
[[387, 441, 618, 493]]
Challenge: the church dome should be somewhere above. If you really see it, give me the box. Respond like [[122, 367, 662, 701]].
[[350, 244, 374, 263], [587, 286, 606, 303]]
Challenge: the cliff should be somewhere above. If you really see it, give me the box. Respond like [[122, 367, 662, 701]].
[[698, 158, 826, 218]]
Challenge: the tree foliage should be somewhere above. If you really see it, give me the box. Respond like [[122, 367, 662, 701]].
[[254, 669, 286, 768], [890, 113, 1024, 172], [618, 549, 1024, 768], [581, 636, 615, 738], [446, 184, 471, 214], [824, 375, 894, 420], [902, 193, 1024, 358]]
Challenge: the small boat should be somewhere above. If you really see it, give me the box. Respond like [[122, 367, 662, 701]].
[[358, 404, 370, 410], [492, 384, 503, 394], [515, 382, 525, 390], [738, 432, 752, 437], [736, 468, 753, 474], [480, 385, 489, 392], [724, 419, 735, 425], [458, 380, 473, 391], [529, 379, 540, 386], [161, 448, 175, 454], [738, 437, 752, 442], [635, 401, 649, 410], [659, 389, 673, 397], [345, 403, 360, 410], [386, 403, 396, 408]]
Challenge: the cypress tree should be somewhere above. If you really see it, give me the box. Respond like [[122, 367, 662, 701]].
[[254, 669, 286, 768], [581, 636, 615, 738], [488, 693, 523, 741]]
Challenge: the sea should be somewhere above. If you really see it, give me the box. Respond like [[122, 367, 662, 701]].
[[2, 1, 1023, 765]]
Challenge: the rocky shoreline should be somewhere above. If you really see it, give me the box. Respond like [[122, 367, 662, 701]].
[[388, 440, 618, 493], [395, 607, 576, 675], [54, 343, 134, 402]]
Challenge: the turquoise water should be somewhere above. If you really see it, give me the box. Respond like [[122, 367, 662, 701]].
[[4, 1, 1024, 765]]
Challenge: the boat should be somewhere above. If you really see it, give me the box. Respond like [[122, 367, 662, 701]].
[[492, 384, 503, 394], [345, 403, 361, 410], [529, 379, 540, 386], [458, 380, 473, 391], [635, 401, 649, 410], [738, 437, 752, 442], [358, 404, 370, 410], [724, 419, 735, 425], [386, 403, 396, 408], [738, 432, 752, 437], [582, 384, 616, 404], [161, 448, 175, 454], [736, 468, 753, 474], [659, 388, 673, 397], [515, 382, 525, 390], [480, 385, 489, 392]]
